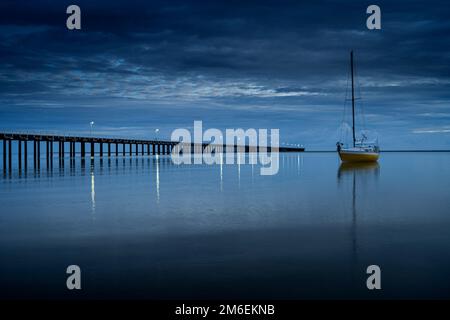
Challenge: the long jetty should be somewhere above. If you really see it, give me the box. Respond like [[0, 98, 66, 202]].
[[0, 131, 305, 171]]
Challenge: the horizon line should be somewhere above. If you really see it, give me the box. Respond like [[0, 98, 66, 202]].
[[305, 150, 450, 153]]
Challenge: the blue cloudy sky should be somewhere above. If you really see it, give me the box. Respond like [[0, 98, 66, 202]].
[[0, 0, 449, 150]]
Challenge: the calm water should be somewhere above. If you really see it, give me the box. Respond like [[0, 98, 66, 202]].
[[1, 152, 450, 299]]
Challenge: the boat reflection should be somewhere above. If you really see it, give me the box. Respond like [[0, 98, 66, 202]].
[[337, 161, 380, 284], [337, 161, 380, 180]]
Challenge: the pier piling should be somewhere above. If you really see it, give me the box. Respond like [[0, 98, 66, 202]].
[[24, 141, 28, 168], [37, 140, 40, 168], [46, 141, 50, 166], [81, 142, 85, 158], [8, 140, 12, 171], [18, 140, 22, 170], [3, 140, 6, 171]]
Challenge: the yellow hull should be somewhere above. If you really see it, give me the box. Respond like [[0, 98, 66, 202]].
[[339, 151, 379, 162]]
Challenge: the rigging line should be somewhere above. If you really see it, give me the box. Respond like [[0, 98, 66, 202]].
[[343, 69, 349, 123], [354, 61, 367, 132], [357, 66, 366, 132], [341, 64, 351, 142]]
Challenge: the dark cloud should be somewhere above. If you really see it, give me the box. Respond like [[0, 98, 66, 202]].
[[0, 0, 449, 149]]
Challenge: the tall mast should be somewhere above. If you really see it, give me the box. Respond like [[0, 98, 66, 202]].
[[350, 51, 356, 147]]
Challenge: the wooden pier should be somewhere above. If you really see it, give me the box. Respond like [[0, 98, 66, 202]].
[[0, 131, 304, 172]]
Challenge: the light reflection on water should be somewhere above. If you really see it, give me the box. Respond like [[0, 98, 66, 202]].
[[1, 152, 450, 299], [90, 166, 96, 220]]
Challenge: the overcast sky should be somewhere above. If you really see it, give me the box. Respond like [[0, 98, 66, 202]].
[[1, 0, 449, 150]]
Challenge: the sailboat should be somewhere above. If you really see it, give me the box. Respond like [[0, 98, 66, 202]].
[[337, 51, 379, 163]]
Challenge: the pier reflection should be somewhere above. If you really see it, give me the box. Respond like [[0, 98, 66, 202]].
[[3, 155, 175, 176]]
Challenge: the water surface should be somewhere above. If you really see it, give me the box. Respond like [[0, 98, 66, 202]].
[[1, 152, 450, 299]]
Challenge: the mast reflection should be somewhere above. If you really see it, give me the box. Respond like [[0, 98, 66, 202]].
[[337, 161, 380, 284]]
